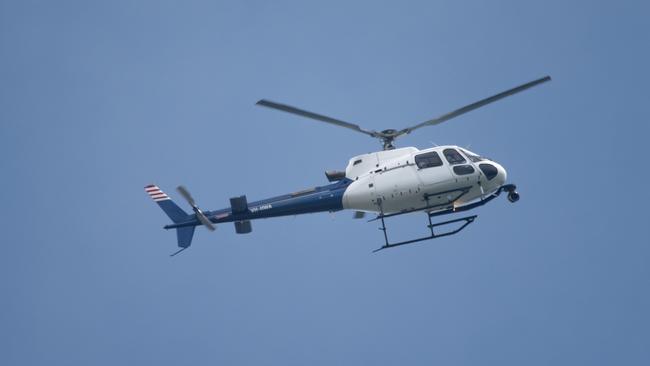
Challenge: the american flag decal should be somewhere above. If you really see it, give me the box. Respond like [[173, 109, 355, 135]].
[[145, 184, 170, 202]]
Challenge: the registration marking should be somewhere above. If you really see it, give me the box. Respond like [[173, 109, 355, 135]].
[[250, 204, 273, 213]]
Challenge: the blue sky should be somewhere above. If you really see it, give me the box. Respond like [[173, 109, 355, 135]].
[[1, 0, 649, 365]]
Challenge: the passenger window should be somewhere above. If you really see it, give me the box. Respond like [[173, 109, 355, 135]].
[[415, 151, 443, 169], [453, 165, 475, 175], [443, 148, 466, 165]]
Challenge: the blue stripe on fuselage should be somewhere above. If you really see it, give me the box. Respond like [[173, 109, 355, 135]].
[[164, 178, 352, 229]]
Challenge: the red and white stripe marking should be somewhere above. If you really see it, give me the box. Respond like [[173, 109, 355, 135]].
[[144, 184, 170, 202]]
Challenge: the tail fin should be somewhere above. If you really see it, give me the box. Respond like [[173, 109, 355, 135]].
[[145, 184, 189, 223], [172, 226, 195, 256], [145, 184, 195, 255]]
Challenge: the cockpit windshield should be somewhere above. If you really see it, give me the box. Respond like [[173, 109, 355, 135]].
[[459, 148, 484, 163]]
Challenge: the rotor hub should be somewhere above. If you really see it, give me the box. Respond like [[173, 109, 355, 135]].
[[378, 129, 399, 150]]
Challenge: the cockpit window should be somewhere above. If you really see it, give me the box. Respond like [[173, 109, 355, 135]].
[[415, 151, 443, 169], [443, 148, 466, 165], [479, 164, 498, 180], [459, 148, 484, 162]]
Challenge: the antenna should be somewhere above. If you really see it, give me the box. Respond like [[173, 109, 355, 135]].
[[170, 247, 188, 257]]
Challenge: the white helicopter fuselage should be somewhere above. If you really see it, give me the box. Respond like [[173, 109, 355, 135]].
[[342, 146, 507, 214]]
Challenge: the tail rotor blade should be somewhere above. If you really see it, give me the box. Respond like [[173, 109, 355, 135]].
[[176, 185, 216, 231], [176, 185, 196, 207], [196, 210, 216, 231]]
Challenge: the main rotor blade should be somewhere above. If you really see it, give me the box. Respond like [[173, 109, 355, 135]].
[[398, 75, 551, 136], [176, 185, 196, 207], [256, 99, 378, 137]]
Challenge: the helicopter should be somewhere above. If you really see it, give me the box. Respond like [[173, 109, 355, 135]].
[[146, 76, 551, 255]]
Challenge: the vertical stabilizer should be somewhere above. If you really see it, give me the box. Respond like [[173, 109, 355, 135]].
[[145, 184, 189, 223]]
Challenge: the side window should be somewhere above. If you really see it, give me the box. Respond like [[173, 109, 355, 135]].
[[415, 151, 443, 169], [443, 148, 466, 165], [453, 165, 475, 175]]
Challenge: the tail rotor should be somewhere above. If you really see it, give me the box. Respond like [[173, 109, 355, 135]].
[[176, 185, 216, 231]]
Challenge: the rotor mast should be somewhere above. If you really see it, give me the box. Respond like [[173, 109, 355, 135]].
[[377, 129, 399, 150]]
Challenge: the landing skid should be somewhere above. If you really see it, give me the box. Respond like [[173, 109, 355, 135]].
[[371, 184, 517, 252], [373, 214, 477, 252]]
